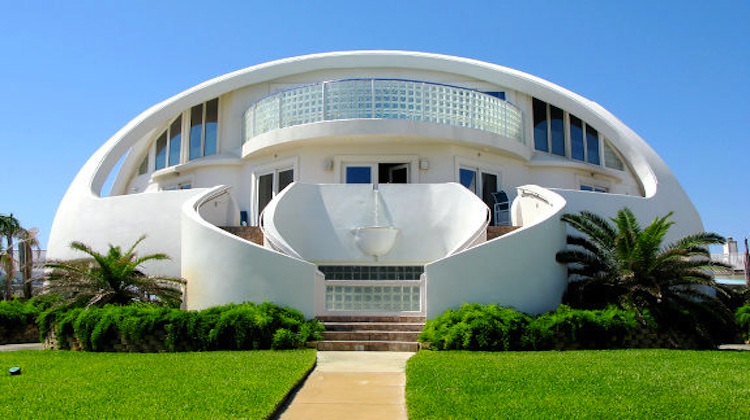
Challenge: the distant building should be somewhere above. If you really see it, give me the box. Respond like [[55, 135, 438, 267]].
[[48, 51, 703, 318]]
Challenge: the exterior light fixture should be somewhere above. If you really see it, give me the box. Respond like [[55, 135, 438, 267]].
[[419, 159, 429, 170]]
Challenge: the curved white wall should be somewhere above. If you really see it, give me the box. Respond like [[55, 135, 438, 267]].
[[425, 185, 568, 317], [264, 182, 489, 264], [182, 187, 318, 315], [47, 188, 205, 276]]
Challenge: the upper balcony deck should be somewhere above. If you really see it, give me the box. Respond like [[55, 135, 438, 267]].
[[244, 78, 525, 145]]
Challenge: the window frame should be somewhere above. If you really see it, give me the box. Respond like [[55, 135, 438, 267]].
[[252, 157, 299, 225]]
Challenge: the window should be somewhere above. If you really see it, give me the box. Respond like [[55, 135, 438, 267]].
[[163, 182, 192, 191], [154, 116, 182, 170], [533, 98, 548, 152], [138, 156, 148, 175], [257, 167, 295, 218], [550, 105, 565, 156], [345, 166, 372, 184], [189, 98, 219, 161], [168, 117, 182, 166], [532, 98, 606, 167], [151, 98, 219, 171], [580, 185, 607, 193], [570, 115, 585, 161], [604, 142, 625, 170], [483, 91, 506, 100], [585, 125, 600, 165]]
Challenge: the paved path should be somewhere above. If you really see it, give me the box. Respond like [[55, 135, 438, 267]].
[[0, 343, 43, 351], [278, 351, 414, 420]]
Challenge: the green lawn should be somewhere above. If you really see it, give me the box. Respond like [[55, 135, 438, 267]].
[[0, 349, 316, 419], [406, 349, 750, 419]]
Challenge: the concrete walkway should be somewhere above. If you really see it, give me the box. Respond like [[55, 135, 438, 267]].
[[277, 351, 414, 420], [0, 343, 43, 351]]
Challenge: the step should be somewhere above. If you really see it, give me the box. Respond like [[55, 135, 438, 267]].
[[323, 322, 425, 332], [314, 315, 426, 352], [317, 315, 425, 323], [314, 340, 420, 352], [321, 331, 421, 342]]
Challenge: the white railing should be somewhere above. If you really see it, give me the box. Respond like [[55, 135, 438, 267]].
[[711, 253, 747, 272], [245, 79, 525, 143]]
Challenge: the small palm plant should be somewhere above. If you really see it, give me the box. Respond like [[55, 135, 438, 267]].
[[43, 236, 185, 308], [556, 208, 734, 346]]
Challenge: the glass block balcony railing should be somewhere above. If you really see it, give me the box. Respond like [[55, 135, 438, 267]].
[[244, 79, 525, 143]]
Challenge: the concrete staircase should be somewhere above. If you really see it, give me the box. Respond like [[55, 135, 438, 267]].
[[313, 316, 425, 352]]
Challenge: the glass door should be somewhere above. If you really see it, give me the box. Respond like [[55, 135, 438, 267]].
[[460, 167, 501, 225]]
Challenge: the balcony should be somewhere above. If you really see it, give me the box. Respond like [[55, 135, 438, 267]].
[[244, 79, 525, 144]]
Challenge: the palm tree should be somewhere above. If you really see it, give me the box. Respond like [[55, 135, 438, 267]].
[[17, 227, 41, 299], [43, 236, 186, 308], [0, 213, 21, 300], [556, 208, 733, 346]]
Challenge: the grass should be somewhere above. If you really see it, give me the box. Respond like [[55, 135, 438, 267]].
[[406, 349, 750, 419], [0, 349, 316, 419]]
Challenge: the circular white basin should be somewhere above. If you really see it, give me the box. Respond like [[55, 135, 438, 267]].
[[353, 226, 399, 257]]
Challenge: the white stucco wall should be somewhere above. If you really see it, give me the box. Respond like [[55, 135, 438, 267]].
[[263, 182, 489, 264], [47, 188, 206, 276], [425, 185, 568, 317], [182, 187, 318, 315]]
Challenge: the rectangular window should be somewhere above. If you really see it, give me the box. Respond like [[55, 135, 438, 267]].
[[278, 168, 294, 192], [189, 105, 203, 161], [459, 168, 477, 193], [570, 115, 584, 161], [346, 166, 372, 184], [168, 116, 182, 167], [533, 98, 548, 152], [483, 91, 506, 100], [580, 185, 607, 193], [550, 105, 566, 156], [189, 99, 219, 161], [204, 98, 218, 156], [155, 132, 167, 170], [586, 125, 600, 165]]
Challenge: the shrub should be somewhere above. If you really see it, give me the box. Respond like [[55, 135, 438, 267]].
[[39, 301, 324, 351], [525, 305, 642, 350], [420, 304, 644, 351], [419, 303, 530, 351], [0, 299, 37, 331]]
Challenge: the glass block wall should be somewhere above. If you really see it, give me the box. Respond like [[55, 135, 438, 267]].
[[325, 284, 421, 312], [245, 79, 524, 143]]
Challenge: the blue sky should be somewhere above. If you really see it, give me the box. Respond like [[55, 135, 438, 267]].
[[1, 0, 748, 250]]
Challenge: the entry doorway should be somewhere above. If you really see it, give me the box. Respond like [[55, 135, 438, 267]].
[[459, 167, 504, 225]]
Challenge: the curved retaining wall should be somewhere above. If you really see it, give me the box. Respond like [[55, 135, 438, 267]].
[[182, 187, 319, 315], [425, 185, 568, 317]]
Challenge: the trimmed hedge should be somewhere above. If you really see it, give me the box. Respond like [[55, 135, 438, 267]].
[[420, 304, 650, 351], [0, 295, 63, 344], [525, 304, 642, 350], [38, 302, 324, 351], [419, 303, 529, 351]]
